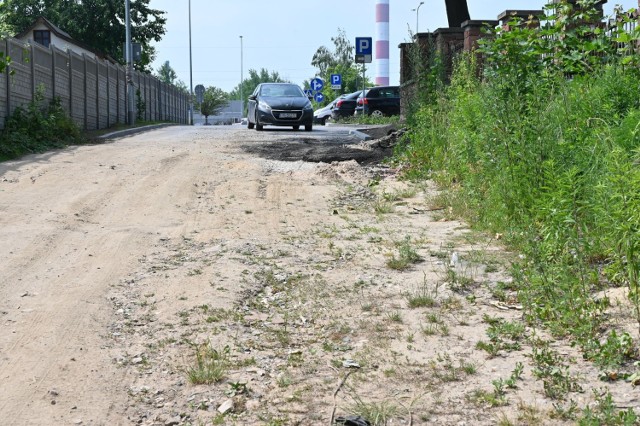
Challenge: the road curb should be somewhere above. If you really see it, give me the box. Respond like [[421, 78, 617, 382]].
[[97, 123, 177, 141], [348, 129, 373, 141]]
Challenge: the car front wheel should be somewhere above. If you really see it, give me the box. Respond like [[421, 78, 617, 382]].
[[305, 124, 312, 132], [255, 114, 263, 131]]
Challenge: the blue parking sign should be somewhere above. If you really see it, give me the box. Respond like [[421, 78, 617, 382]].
[[330, 74, 342, 90], [355, 37, 372, 55], [355, 37, 373, 64]]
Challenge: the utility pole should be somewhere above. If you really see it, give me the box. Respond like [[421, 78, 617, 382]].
[[412, 1, 424, 35], [188, 0, 194, 125], [240, 35, 244, 119], [125, 0, 135, 125]]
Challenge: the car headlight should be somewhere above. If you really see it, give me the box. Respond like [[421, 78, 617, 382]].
[[304, 102, 313, 111], [258, 100, 271, 111]]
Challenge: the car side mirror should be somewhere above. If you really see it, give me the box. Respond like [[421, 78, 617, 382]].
[[248, 95, 257, 101]]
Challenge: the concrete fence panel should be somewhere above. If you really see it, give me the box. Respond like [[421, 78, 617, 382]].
[[7, 39, 33, 114], [53, 46, 70, 112], [0, 36, 188, 131], [69, 51, 85, 128]]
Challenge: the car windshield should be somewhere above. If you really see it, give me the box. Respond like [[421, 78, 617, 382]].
[[260, 85, 303, 97]]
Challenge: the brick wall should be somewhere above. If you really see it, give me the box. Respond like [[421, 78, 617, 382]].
[[0, 37, 189, 130], [398, 2, 616, 118]]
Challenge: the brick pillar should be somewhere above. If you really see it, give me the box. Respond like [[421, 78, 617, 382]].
[[462, 20, 498, 52], [497, 10, 544, 31]]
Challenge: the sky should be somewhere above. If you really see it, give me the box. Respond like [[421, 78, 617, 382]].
[[149, 0, 639, 94]]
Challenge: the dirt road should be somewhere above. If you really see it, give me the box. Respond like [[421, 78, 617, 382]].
[[1, 125, 635, 425], [0, 125, 390, 425]]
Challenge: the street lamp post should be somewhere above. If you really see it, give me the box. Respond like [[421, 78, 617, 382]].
[[240, 35, 244, 119], [125, 0, 135, 125], [188, 0, 193, 125], [412, 1, 425, 35]]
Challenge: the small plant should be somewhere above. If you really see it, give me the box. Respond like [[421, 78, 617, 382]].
[[551, 400, 579, 421], [430, 353, 477, 382], [346, 390, 398, 425], [406, 332, 415, 343], [277, 374, 292, 388], [386, 310, 403, 323], [503, 362, 525, 389], [226, 381, 248, 397], [468, 388, 508, 408], [584, 330, 637, 370], [387, 236, 422, 270], [531, 345, 582, 400], [185, 342, 229, 385], [405, 274, 438, 308], [477, 315, 526, 354], [373, 199, 394, 214], [135, 88, 146, 120], [578, 389, 639, 425], [422, 323, 439, 336]]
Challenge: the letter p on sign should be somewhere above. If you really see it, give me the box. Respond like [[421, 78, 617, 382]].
[[355, 37, 372, 55]]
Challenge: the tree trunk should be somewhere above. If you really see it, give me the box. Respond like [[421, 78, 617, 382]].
[[444, 0, 471, 28]]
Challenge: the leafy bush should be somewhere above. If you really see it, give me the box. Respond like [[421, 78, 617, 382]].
[[395, 0, 640, 363], [0, 86, 85, 161]]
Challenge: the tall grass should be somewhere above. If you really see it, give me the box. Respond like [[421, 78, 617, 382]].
[[396, 0, 640, 366]]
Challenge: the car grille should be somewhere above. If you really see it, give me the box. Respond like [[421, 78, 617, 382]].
[[272, 110, 302, 120]]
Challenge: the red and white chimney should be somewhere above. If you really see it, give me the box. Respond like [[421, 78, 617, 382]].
[[375, 0, 390, 86]]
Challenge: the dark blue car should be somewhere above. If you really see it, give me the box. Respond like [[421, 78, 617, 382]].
[[247, 83, 314, 131]]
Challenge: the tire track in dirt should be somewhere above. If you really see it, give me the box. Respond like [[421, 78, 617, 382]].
[[0, 129, 238, 424]]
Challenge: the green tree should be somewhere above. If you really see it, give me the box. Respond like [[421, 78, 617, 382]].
[[156, 61, 177, 84], [0, 0, 166, 71], [156, 60, 187, 89], [228, 68, 288, 114], [309, 28, 370, 106], [199, 86, 229, 125], [311, 28, 353, 73]]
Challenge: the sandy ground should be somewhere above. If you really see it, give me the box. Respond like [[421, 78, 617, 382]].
[[1, 125, 638, 426]]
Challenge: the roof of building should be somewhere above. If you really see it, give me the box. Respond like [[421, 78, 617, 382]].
[[15, 16, 115, 62]]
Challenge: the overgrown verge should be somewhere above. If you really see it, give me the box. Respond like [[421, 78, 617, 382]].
[[396, 0, 640, 400], [336, 114, 401, 127], [0, 86, 86, 161]]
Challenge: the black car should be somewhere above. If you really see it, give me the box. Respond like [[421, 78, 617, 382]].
[[330, 90, 364, 120], [354, 86, 400, 117], [247, 83, 314, 131]]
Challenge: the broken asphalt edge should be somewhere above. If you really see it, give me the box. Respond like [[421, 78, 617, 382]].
[[349, 129, 373, 141]]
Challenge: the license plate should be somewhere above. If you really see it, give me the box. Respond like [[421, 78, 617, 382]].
[[280, 112, 297, 118]]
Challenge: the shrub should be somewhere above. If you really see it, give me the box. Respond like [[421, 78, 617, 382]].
[[0, 86, 85, 161], [395, 0, 640, 363]]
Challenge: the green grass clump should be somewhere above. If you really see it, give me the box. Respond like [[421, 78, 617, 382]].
[[186, 342, 229, 385], [386, 236, 422, 271]]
